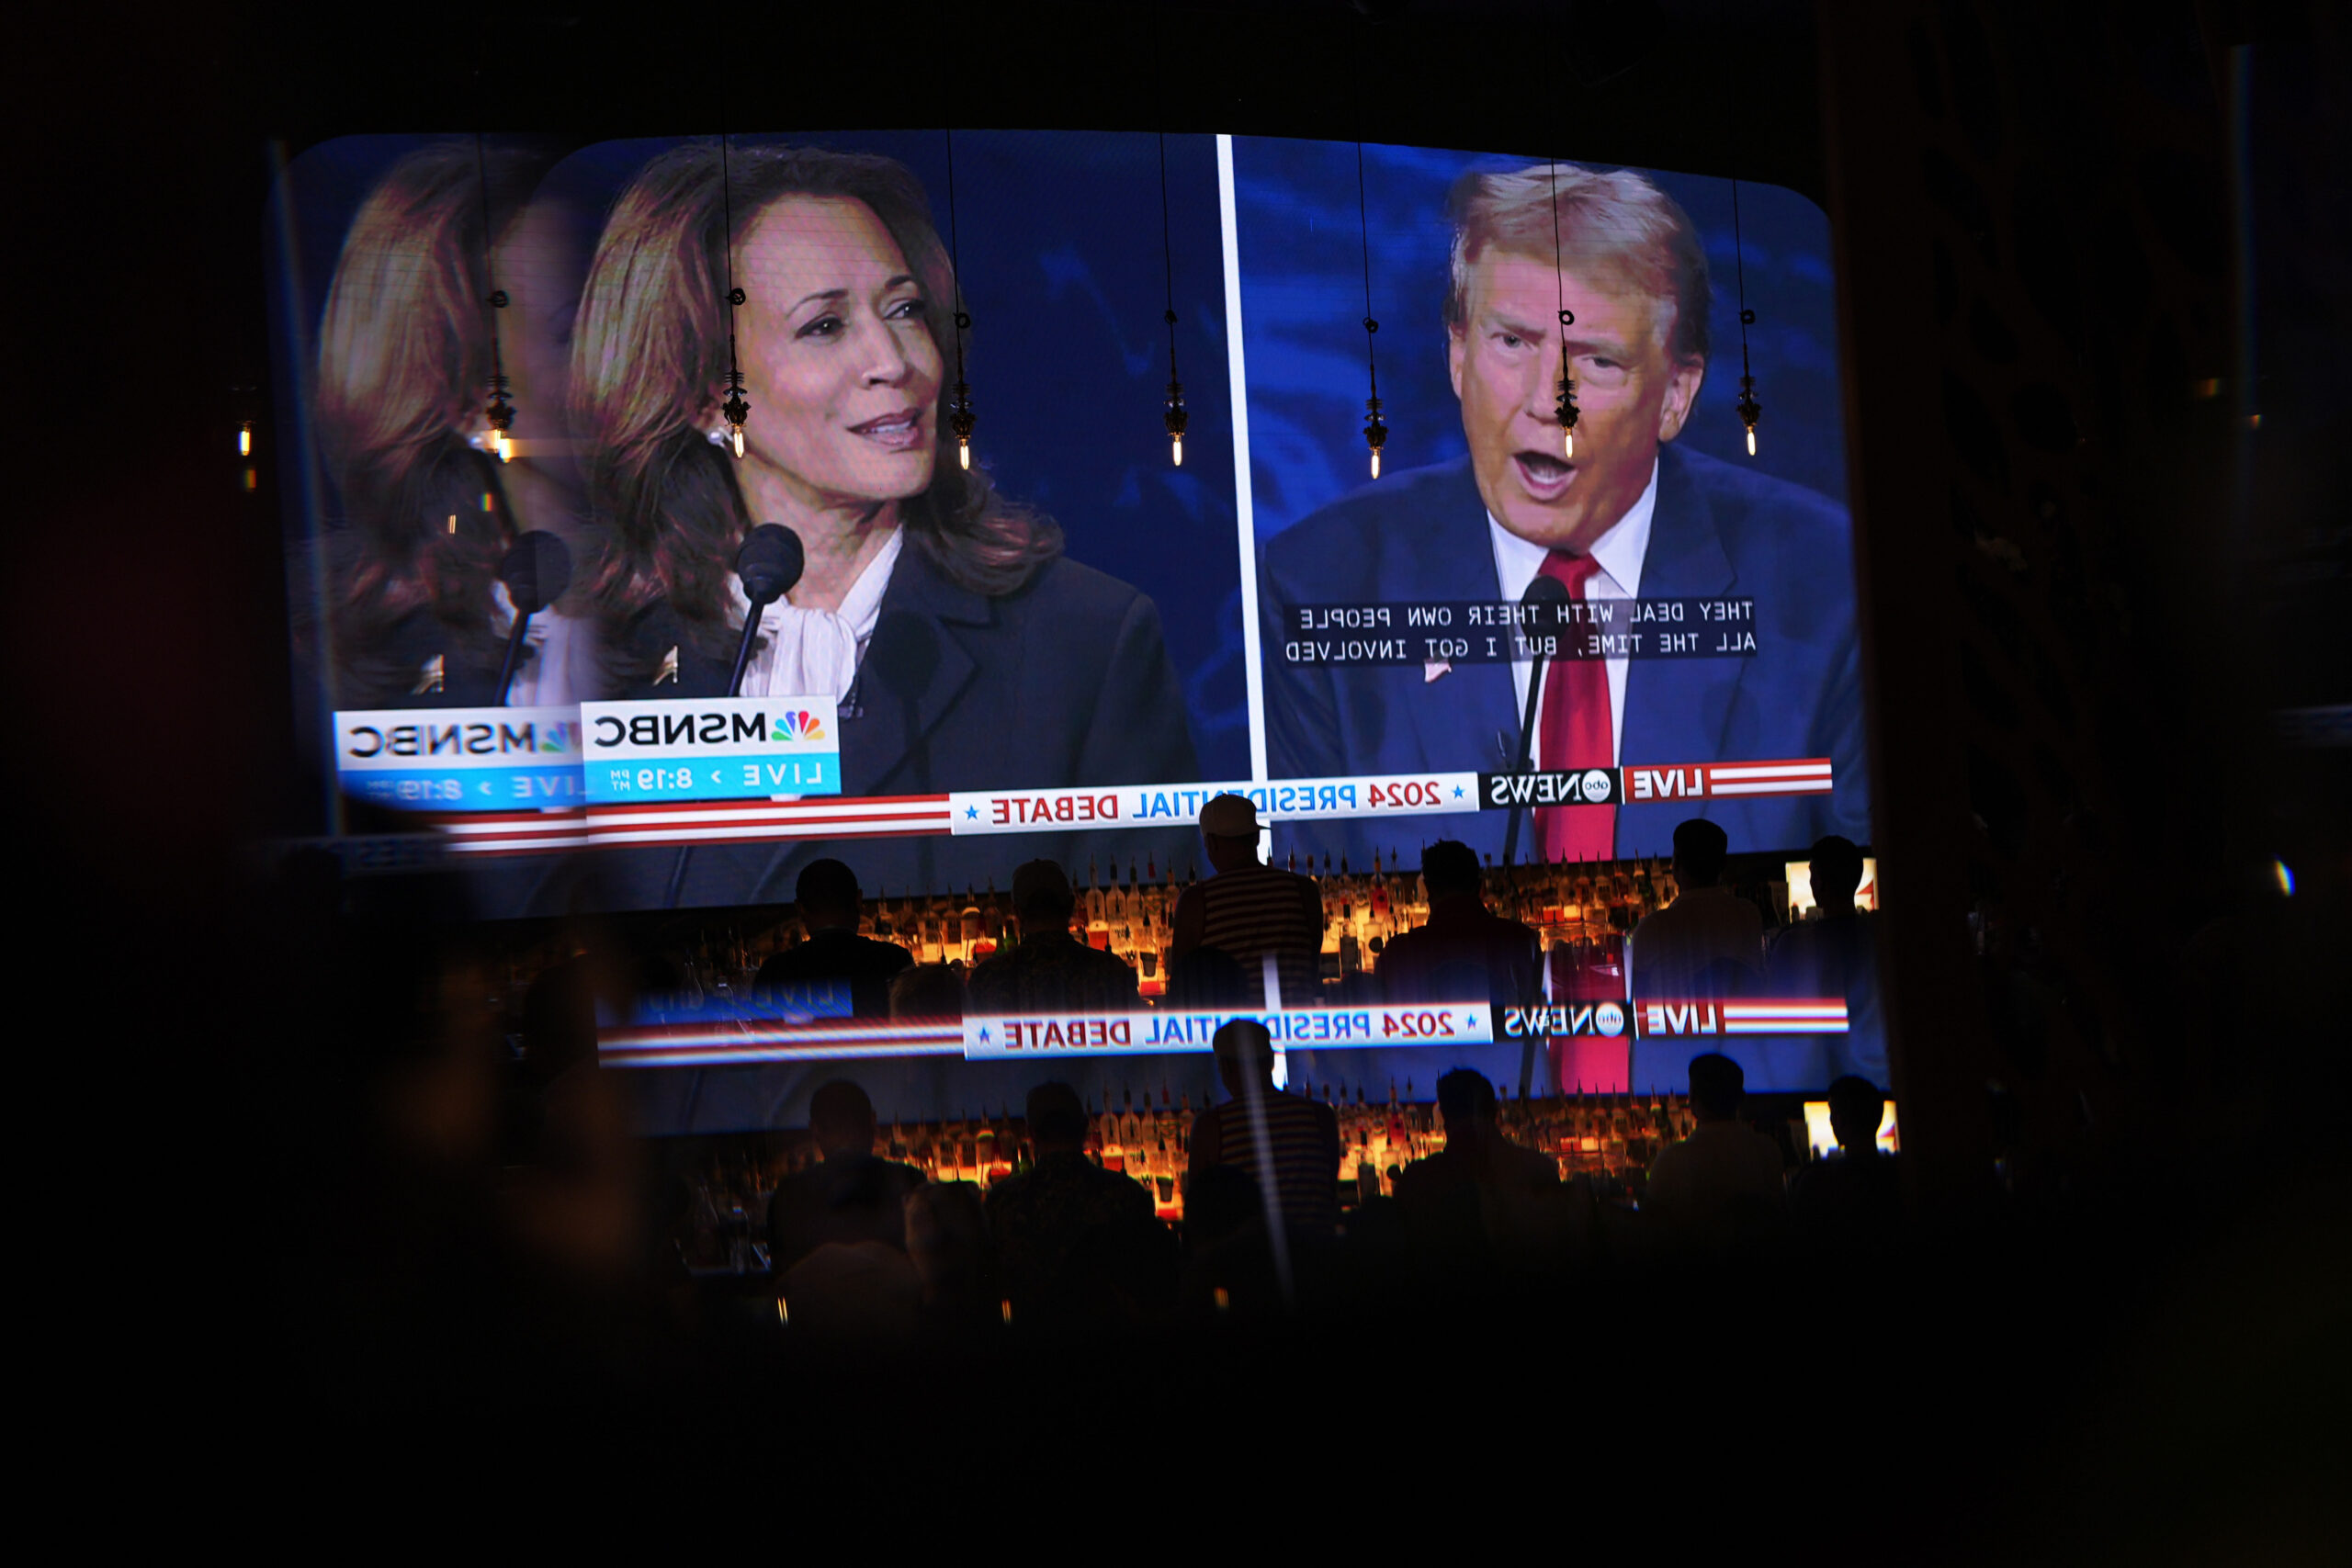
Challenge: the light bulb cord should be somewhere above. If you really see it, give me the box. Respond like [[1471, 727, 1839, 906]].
[[473, 122, 509, 430], [1159, 129, 1179, 387], [945, 128, 968, 393]]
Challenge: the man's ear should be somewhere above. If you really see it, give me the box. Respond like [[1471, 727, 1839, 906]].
[[1447, 325, 1467, 403], [1657, 355, 1705, 443]]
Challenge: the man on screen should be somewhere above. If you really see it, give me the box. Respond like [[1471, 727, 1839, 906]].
[[1260, 164, 1867, 864]]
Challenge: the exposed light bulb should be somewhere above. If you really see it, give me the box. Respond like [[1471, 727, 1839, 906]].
[[238, 422, 252, 457], [1371, 448, 1382, 479], [1172, 434, 1183, 467], [494, 429, 513, 463], [730, 425, 745, 460], [959, 436, 972, 471], [1746, 425, 1757, 457], [1564, 426, 1574, 459]]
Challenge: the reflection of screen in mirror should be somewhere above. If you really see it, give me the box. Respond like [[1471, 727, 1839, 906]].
[[1801, 1099, 1899, 1158], [1783, 858, 1879, 914]]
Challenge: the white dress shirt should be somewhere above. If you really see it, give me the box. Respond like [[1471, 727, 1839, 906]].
[[729, 525, 904, 700], [490, 581, 585, 707], [1485, 457, 1658, 767]]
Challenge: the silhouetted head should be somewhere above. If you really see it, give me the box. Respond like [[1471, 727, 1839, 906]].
[[1435, 1066, 1498, 1138], [1200, 794, 1262, 874], [1213, 1018, 1277, 1100], [1809, 835, 1865, 917], [888, 963, 964, 1019], [1024, 1081, 1089, 1156], [808, 1078, 878, 1159], [1687, 1052, 1744, 1121], [1011, 858, 1077, 933], [1672, 818, 1730, 887], [1421, 840, 1483, 903], [796, 858, 862, 930], [1826, 1074, 1885, 1154], [1167, 946, 1250, 1010], [1183, 1162, 1263, 1250]]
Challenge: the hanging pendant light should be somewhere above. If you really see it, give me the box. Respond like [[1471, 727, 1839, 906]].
[[944, 129, 976, 470], [1158, 132, 1187, 466], [1732, 178, 1761, 456], [473, 130, 515, 464], [718, 130, 751, 460], [1355, 141, 1387, 479], [1549, 159, 1579, 460]]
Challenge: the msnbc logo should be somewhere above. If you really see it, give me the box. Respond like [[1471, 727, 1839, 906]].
[[773, 711, 825, 743]]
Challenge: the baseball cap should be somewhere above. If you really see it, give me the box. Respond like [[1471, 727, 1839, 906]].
[[1199, 793, 1259, 837]]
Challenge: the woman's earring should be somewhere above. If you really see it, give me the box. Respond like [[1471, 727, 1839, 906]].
[[707, 420, 733, 449]]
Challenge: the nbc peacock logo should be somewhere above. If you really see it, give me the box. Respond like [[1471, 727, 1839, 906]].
[[538, 722, 575, 753], [772, 711, 825, 743]]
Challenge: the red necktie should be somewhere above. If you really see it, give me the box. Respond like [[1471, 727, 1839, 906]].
[[1534, 549, 1615, 862]]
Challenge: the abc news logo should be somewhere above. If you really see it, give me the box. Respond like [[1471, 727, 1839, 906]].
[[1478, 768, 1620, 808], [1498, 1001, 1628, 1039], [344, 720, 576, 760]]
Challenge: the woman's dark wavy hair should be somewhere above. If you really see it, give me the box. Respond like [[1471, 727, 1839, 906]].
[[570, 142, 1061, 669], [314, 141, 548, 699]]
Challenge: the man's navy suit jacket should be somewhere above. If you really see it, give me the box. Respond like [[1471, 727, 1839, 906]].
[[1259, 444, 1869, 864]]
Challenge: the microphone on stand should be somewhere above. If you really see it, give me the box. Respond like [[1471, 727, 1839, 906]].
[[726, 524, 807, 697], [1499, 572, 1572, 867], [494, 531, 573, 705]]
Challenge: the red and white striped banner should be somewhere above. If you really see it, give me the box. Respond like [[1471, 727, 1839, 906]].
[[597, 1014, 966, 1068], [426, 807, 593, 856], [1702, 759, 1836, 796], [435, 759, 1837, 855]]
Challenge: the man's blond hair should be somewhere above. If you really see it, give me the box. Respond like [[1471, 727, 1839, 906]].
[[1442, 163, 1711, 365]]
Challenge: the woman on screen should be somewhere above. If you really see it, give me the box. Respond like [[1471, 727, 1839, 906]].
[[312, 141, 594, 708], [568, 142, 1198, 802]]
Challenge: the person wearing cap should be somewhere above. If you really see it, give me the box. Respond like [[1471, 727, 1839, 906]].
[[967, 859, 1141, 1014], [1170, 794, 1325, 1008], [1188, 1019, 1342, 1241]]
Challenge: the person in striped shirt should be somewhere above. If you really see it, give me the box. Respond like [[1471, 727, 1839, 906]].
[[1187, 1020, 1341, 1240], [1170, 794, 1326, 1008]]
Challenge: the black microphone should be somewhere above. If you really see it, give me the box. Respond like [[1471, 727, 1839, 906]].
[[726, 524, 807, 698], [494, 531, 573, 705], [1499, 572, 1572, 867]]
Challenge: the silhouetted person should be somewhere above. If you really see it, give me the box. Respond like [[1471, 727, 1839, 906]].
[[766, 1079, 926, 1270], [904, 1181, 999, 1334], [1629, 818, 1762, 1000], [753, 859, 910, 1017], [1788, 1074, 1904, 1251], [1645, 1052, 1784, 1252], [1175, 1163, 1282, 1320], [1377, 840, 1543, 1009], [1767, 834, 1886, 1083], [1188, 1019, 1341, 1241], [985, 1082, 1158, 1323], [1170, 795, 1324, 1007], [888, 963, 966, 1018], [967, 860, 1141, 1013], [1164, 945, 1250, 1010], [1394, 1067, 1562, 1266]]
